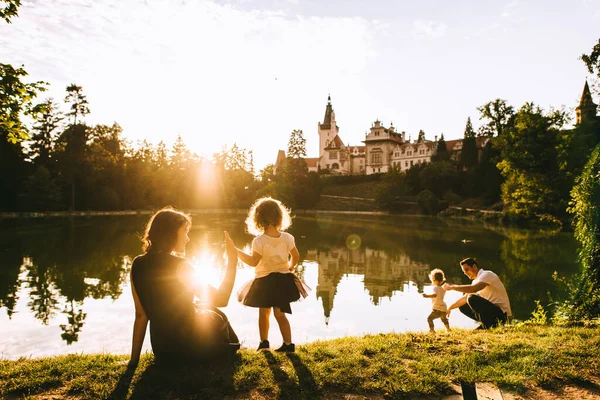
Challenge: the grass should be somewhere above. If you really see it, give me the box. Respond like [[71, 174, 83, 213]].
[[1, 325, 600, 399]]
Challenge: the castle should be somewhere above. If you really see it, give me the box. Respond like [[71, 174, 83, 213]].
[[275, 81, 598, 175]]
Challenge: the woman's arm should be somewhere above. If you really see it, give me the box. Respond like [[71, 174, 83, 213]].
[[211, 231, 238, 307], [289, 246, 299, 271], [129, 275, 148, 368]]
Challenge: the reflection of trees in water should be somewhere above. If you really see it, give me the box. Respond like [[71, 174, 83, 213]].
[[60, 300, 87, 345], [26, 262, 60, 325], [0, 214, 582, 342], [291, 215, 580, 321], [0, 216, 141, 342], [0, 236, 23, 319], [498, 228, 579, 320]]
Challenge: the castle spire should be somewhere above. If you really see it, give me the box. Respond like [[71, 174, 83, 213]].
[[321, 95, 334, 129], [576, 80, 598, 125]]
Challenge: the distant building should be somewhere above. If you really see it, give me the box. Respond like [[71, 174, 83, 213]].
[[576, 80, 598, 125], [274, 96, 488, 175]]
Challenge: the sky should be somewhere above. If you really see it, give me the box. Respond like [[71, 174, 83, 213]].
[[1, 0, 599, 171]]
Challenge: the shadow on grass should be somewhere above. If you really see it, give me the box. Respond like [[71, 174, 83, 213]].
[[262, 351, 319, 399], [117, 354, 241, 400]]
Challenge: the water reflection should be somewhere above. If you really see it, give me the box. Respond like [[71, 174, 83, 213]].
[[0, 214, 580, 358]]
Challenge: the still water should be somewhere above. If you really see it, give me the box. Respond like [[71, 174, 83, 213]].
[[0, 213, 579, 359]]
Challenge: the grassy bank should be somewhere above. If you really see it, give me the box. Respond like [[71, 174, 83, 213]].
[[2, 325, 600, 399]]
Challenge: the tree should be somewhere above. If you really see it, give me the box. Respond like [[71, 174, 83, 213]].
[[477, 99, 515, 137], [287, 129, 307, 158], [581, 39, 600, 80], [0, 0, 21, 24], [64, 84, 90, 125], [431, 134, 450, 162], [459, 117, 478, 171], [260, 164, 275, 183], [29, 98, 63, 166], [21, 166, 63, 210], [568, 143, 600, 319], [0, 63, 46, 143], [495, 103, 566, 218], [55, 124, 90, 211]]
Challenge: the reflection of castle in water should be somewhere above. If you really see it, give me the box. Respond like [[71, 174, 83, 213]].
[[305, 246, 431, 323]]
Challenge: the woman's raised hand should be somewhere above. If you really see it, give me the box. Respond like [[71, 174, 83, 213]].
[[224, 231, 237, 262]]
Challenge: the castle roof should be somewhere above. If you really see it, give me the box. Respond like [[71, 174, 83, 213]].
[[578, 80, 598, 109], [444, 137, 489, 152], [324, 134, 345, 150], [305, 157, 319, 168], [275, 149, 286, 166], [320, 95, 338, 130]]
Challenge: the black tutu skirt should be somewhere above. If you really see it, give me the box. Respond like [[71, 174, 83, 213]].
[[237, 272, 310, 314]]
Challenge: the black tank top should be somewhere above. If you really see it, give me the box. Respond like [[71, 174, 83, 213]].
[[131, 251, 195, 331]]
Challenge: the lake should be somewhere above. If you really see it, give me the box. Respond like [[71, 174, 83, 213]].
[[0, 213, 580, 359]]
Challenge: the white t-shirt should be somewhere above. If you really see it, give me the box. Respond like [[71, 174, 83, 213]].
[[430, 285, 447, 311], [252, 232, 295, 278], [473, 269, 512, 316]]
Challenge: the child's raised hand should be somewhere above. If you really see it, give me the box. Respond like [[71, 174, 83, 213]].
[[224, 231, 237, 261]]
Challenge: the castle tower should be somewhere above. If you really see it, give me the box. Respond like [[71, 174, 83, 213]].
[[576, 80, 598, 125], [318, 95, 339, 162]]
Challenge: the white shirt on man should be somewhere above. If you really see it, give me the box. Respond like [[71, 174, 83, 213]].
[[473, 269, 512, 316], [251, 232, 295, 278]]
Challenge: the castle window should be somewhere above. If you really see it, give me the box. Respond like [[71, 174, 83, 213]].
[[371, 152, 382, 164], [329, 151, 338, 159], [410, 160, 413, 166], [405, 161, 408, 167], [332, 163, 339, 170]]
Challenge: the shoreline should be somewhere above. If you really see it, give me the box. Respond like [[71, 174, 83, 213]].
[[0, 209, 393, 219]]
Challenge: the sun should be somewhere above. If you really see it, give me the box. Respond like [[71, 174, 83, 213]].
[[190, 252, 222, 303]]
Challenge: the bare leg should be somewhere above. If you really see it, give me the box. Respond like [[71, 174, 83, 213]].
[[273, 307, 292, 343], [259, 307, 271, 341]]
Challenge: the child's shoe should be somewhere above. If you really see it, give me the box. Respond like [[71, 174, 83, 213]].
[[274, 343, 295, 352], [257, 340, 270, 351]]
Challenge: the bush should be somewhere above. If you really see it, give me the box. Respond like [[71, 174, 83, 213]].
[[567, 142, 600, 319], [417, 190, 448, 215]]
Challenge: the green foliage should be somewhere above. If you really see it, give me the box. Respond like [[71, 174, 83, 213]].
[[287, 129, 307, 158], [375, 168, 408, 210], [0, 63, 46, 143], [477, 98, 515, 137], [528, 300, 548, 325], [29, 98, 63, 165], [271, 158, 321, 209], [581, 38, 600, 79], [419, 160, 459, 198], [568, 143, 600, 319], [21, 166, 63, 211], [0, 0, 20, 24], [459, 117, 478, 171], [431, 134, 450, 162], [417, 190, 447, 215], [64, 84, 90, 125], [495, 103, 566, 219]]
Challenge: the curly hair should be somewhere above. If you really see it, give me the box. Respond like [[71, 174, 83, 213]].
[[429, 268, 446, 283], [141, 206, 191, 253], [245, 197, 292, 236]]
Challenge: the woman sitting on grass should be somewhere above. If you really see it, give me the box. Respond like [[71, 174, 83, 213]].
[[128, 207, 240, 367]]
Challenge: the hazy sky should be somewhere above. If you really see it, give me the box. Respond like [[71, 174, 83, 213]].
[[1, 0, 598, 170]]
